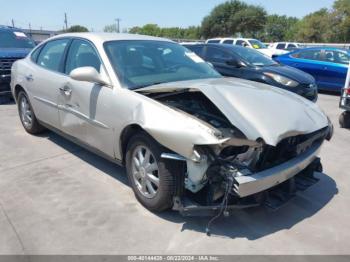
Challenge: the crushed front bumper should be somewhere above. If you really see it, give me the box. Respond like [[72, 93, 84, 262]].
[[233, 142, 321, 197], [173, 140, 324, 217]]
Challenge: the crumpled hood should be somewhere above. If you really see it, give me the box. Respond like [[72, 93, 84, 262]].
[[138, 77, 329, 146], [0, 48, 31, 59]]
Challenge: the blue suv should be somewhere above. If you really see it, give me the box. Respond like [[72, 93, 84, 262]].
[[0, 26, 35, 99]]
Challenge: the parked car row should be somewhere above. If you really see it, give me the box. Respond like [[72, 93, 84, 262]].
[[183, 43, 318, 101], [10, 33, 333, 217], [190, 38, 350, 93], [206, 37, 274, 57]]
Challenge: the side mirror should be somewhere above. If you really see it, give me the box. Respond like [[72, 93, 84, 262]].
[[226, 59, 245, 68], [70, 67, 110, 86]]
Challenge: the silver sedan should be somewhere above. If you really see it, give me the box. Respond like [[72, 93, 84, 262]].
[[11, 33, 333, 215]]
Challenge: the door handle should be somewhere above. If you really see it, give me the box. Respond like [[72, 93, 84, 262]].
[[25, 74, 34, 81], [59, 86, 72, 96]]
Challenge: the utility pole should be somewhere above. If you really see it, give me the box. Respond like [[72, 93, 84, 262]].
[[11, 19, 15, 27], [115, 18, 121, 33], [29, 23, 32, 37], [64, 13, 68, 30]]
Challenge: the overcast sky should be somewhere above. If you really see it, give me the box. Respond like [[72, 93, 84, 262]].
[[0, 0, 335, 31]]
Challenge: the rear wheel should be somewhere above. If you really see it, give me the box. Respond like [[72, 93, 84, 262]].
[[17, 91, 45, 134], [339, 111, 350, 129], [125, 133, 183, 212]]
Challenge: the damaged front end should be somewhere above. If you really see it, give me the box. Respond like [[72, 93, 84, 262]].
[[138, 83, 332, 217]]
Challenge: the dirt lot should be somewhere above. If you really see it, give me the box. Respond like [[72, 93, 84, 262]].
[[0, 93, 349, 255]]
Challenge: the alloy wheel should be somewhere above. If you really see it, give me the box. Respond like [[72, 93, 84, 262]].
[[131, 145, 160, 199]]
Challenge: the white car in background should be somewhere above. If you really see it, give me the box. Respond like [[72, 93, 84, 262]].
[[268, 42, 300, 57], [206, 37, 273, 57]]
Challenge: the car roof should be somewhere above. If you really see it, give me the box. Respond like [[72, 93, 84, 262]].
[[294, 46, 350, 53], [0, 25, 24, 32], [184, 43, 250, 52], [47, 32, 173, 45]]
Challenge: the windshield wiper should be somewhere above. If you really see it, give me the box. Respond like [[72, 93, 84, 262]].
[[132, 81, 169, 90]]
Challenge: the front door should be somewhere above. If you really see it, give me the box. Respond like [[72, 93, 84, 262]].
[[58, 38, 115, 157]]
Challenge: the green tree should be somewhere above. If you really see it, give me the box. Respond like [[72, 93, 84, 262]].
[[258, 15, 299, 42], [129, 24, 201, 39], [295, 8, 332, 42], [65, 25, 89, 33], [103, 24, 118, 33], [331, 0, 350, 42], [201, 0, 267, 38]]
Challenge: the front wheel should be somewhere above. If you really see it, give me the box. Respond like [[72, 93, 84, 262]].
[[125, 133, 183, 212]]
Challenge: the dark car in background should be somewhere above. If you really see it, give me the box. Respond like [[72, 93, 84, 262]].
[[275, 47, 350, 93], [0, 26, 35, 100], [184, 44, 318, 102]]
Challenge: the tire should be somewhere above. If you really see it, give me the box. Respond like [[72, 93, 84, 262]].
[[339, 111, 350, 129], [17, 91, 45, 134], [125, 132, 184, 212]]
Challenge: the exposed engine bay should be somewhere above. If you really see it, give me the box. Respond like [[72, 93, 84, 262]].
[[142, 89, 331, 218]]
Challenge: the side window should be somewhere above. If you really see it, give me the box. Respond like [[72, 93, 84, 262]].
[[332, 51, 349, 65], [65, 39, 101, 74], [31, 45, 43, 62], [187, 46, 204, 58], [206, 47, 232, 63], [292, 50, 322, 61], [276, 43, 286, 50], [235, 40, 244, 46], [37, 39, 69, 72], [207, 40, 220, 44], [223, 40, 234, 44]]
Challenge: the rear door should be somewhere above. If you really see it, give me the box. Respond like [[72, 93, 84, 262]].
[[58, 38, 115, 157], [317, 50, 349, 91], [28, 38, 70, 128], [288, 49, 325, 85]]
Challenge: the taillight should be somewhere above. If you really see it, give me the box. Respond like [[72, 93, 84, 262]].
[[346, 88, 350, 95]]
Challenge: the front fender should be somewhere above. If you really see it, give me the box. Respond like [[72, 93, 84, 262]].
[[117, 99, 224, 160]]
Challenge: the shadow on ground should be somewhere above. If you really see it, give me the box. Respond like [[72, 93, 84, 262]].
[[44, 130, 338, 240]]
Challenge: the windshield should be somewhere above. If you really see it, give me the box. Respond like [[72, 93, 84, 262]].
[[236, 46, 277, 67], [104, 40, 221, 90], [248, 39, 267, 49], [0, 31, 35, 48]]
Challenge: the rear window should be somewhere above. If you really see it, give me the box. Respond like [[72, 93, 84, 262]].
[[292, 50, 322, 61], [276, 43, 286, 50], [223, 40, 234, 44], [0, 31, 35, 48], [207, 40, 220, 44]]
